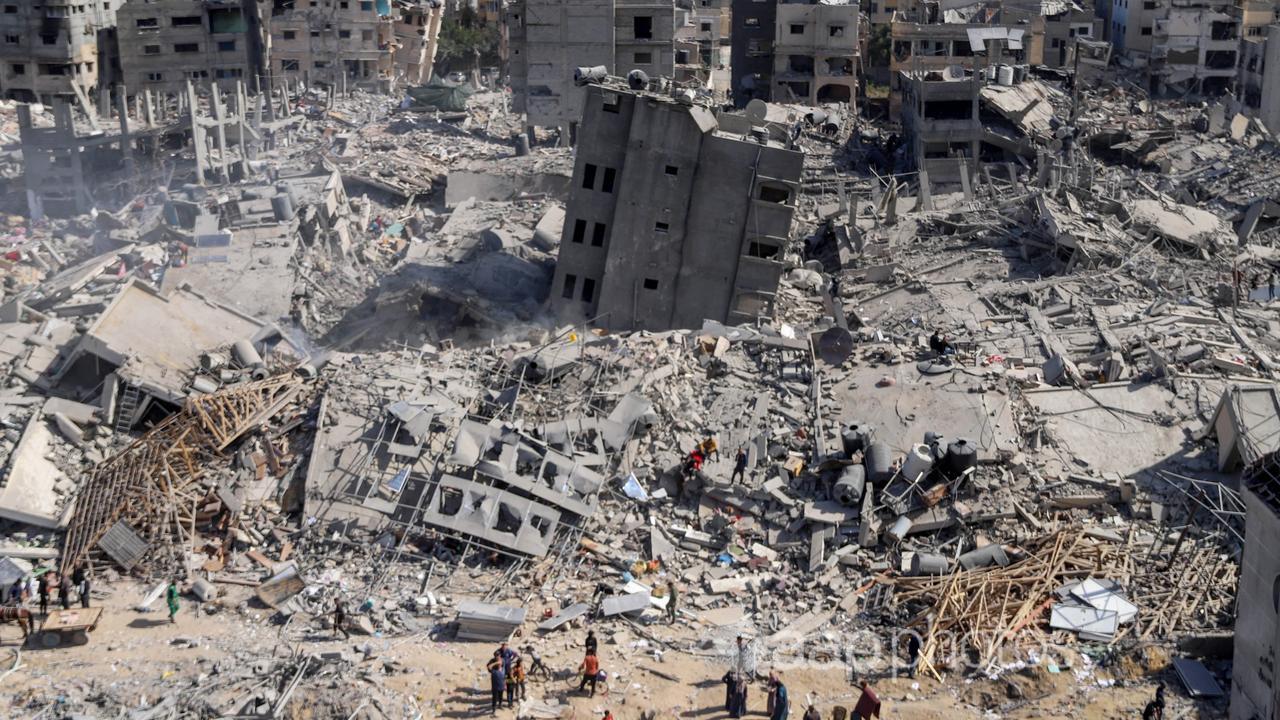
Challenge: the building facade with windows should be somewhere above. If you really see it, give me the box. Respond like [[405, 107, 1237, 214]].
[[772, 0, 859, 105], [507, 0, 676, 133], [550, 80, 803, 331], [0, 0, 117, 102], [265, 0, 394, 89], [116, 0, 262, 94]]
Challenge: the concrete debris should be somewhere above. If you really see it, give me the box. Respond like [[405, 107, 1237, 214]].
[[0, 35, 1271, 720]]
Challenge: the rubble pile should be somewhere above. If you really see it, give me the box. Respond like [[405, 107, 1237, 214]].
[[0, 65, 1276, 720]]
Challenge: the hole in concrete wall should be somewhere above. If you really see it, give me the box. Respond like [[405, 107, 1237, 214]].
[[581, 277, 596, 303], [530, 514, 552, 538], [494, 502, 521, 534], [643, 278, 659, 290], [747, 240, 781, 259], [665, 165, 678, 176], [654, 221, 669, 233], [758, 183, 791, 203], [438, 487, 463, 516]]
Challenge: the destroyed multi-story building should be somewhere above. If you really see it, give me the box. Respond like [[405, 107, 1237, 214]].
[[1008, 0, 1098, 68], [0, 0, 116, 102], [1240, 23, 1280, 133], [391, 0, 446, 85], [265, 0, 394, 89], [728, 0, 776, 105], [115, 0, 264, 94], [549, 79, 802, 330], [1149, 0, 1240, 93], [771, 0, 859, 105], [673, 0, 732, 93], [1108, 0, 1240, 93], [888, 0, 1034, 115], [507, 0, 676, 135]]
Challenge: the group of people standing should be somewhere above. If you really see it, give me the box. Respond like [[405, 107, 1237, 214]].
[[485, 641, 534, 713], [6, 566, 91, 617], [485, 632, 610, 716]]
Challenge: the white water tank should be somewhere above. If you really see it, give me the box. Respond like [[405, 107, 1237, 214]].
[[901, 444, 934, 481], [997, 64, 1015, 86]]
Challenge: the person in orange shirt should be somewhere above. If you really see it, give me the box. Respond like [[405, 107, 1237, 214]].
[[578, 650, 601, 696]]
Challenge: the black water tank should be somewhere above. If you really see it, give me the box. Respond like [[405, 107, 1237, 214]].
[[944, 438, 978, 477], [840, 423, 873, 456], [834, 465, 866, 506], [864, 441, 893, 484]]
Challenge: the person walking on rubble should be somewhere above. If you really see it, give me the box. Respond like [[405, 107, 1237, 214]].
[[333, 598, 349, 639], [732, 447, 749, 484], [853, 679, 881, 720], [666, 581, 679, 624], [7, 575, 26, 606], [698, 436, 720, 461], [487, 650, 507, 714], [166, 579, 180, 624], [906, 633, 921, 678], [72, 565, 90, 609], [578, 649, 601, 696], [524, 644, 549, 680], [36, 571, 49, 618], [770, 673, 789, 720], [585, 630, 598, 656], [57, 572, 71, 610], [1142, 682, 1166, 719]]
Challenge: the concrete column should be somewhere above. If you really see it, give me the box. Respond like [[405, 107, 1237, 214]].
[[116, 85, 134, 178], [210, 83, 231, 184], [97, 86, 111, 121], [423, 6, 444, 83], [187, 81, 207, 186]]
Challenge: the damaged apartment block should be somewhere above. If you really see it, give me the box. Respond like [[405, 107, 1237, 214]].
[[507, 0, 676, 139], [548, 77, 803, 330]]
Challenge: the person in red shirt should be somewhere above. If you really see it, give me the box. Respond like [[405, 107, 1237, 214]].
[[578, 651, 601, 696], [853, 679, 881, 719]]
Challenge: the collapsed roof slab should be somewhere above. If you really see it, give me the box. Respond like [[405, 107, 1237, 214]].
[[53, 279, 289, 404], [1024, 382, 1205, 476], [828, 362, 1020, 463], [0, 407, 69, 528], [162, 222, 300, 323]]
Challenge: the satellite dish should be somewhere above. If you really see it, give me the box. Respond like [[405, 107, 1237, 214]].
[[943, 65, 965, 81], [818, 327, 854, 366], [745, 99, 769, 125]]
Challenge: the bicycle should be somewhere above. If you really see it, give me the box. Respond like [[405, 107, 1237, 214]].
[[563, 668, 611, 696]]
